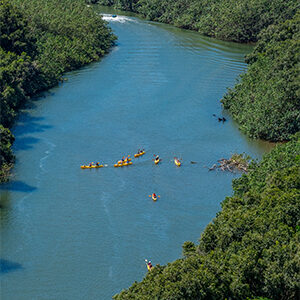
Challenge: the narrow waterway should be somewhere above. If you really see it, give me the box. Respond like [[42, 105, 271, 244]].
[[0, 9, 272, 299]]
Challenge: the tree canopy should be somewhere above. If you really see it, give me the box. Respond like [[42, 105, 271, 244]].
[[92, 0, 298, 43], [0, 0, 116, 182], [114, 134, 300, 299], [222, 12, 300, 141]]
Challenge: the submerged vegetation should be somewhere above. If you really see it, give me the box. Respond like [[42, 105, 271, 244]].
[[114, 134, 300, 299], [0, 0, 116, 181]]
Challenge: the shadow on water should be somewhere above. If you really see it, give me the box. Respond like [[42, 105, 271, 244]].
[[31, 91, 56, 100], [0, 259, 23, 275], [11, 112, 53, 151], [0, 181, 37, 193], [13, 136, 40, 151], [13, 113, 53, 138]]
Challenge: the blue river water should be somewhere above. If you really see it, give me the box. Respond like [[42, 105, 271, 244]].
[[0, 9, 272, 299]]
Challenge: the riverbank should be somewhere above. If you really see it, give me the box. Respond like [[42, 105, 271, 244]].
[[90, 2, 299, 142], [114, 135, 300, 299], [90, 0, 297, 43], [0, 14, 273, 299], [0, 0, 116, 182]]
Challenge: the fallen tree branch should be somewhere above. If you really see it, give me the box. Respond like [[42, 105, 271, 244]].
[[208, 153, 251, 173]]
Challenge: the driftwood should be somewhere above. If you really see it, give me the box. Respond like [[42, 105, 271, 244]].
[[207, 154, 250, 173]]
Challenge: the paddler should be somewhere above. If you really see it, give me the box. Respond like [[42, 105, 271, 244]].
[[145, 259, 153, 271]]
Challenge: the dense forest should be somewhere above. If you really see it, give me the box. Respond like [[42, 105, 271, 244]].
[[1, 1, 299, 298], [89, 0, 300, 142], [222, 12, 300, 141], [91, 0, 298, 43], [0, 0, 116, 182], [114, 134, 300, 299]]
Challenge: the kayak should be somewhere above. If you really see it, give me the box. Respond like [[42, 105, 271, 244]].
[[152, 195, 157, 201], [118, 158, 131, 164], [134, 151, 145, 158], [81, 165, 103, 169], [174, 159, 181, 167], [154, 158, 160, 164], [147, 264, 153, 271], [114, 162, 133, 167]]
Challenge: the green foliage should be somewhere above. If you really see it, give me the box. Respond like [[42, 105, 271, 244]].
[[114, 136, 300, 299], [0, 0, 116, 181], [0, 0, 37, 56], [222, 13, 300, 141], [94, 0, 298, 42], [182, 241, 196, 258], [0, 125, 15, 182], [0, 48, 44, 127], [11, 0, 116, 82]]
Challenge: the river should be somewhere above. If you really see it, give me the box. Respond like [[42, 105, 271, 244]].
[[0, 8, 272, 299]]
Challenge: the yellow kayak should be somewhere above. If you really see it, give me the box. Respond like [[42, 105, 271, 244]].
[[154, 158, 160, 164], [147, 264, 153, 271], [114, 162, 133, 167], [174, 159, 181, 167], [134, 151, 145, 158], [118, 159, 131, 164], [81, 164, 103, 169]]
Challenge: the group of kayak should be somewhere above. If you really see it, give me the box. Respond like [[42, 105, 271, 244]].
[[114, 155, 133, 167], [80, 150, 182, 169], [81, 150, 182, 272]]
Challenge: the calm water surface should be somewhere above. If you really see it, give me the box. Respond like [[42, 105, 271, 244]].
[[1, 9, 272, 299]]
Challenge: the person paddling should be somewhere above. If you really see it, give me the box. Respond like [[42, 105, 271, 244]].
[[148, 193, 160, 201], [145, 259, 153, 271]]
